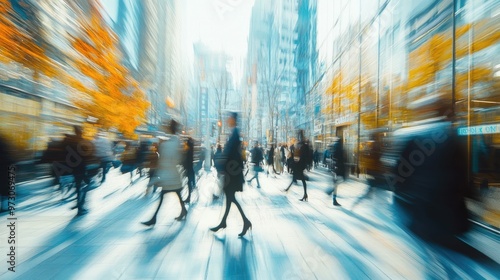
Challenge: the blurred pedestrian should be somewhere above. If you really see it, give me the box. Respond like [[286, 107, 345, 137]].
[[120, 142, 139, 185], [246, 141, 264, 188], [210, 112, 252, 237], [266, 144, 277, 177], [329, 138, 345, 206], [307, 141, 314, 172], [60, 125, 98, 216], [144, 142, 159, 195], [39, 136, 67, 194], [283, 131, 311, 202], [392, 97, 469, 240], [280, 144, 286, 168], [313, 148, 320, 169], [141, 119, 187, 226], [93, 130, 117, 183], [241, 144, 248, 175], [286, 145, 294, 174], [213, 144, 224, 199], [194, 146, 206, 176], [274, 144, 283, 174], [183, 137, 196, 203]]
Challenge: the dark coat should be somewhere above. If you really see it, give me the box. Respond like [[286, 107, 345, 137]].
[[392, 121, 469, 237], [58, 134, 98, 176], [293, 142, 311, 180], [250, 147, 263, 164], [222, 127, 244, 192], [183, 138, 194, 171], [330, 140, 345, 177], [213, 149, 224, 173], [267, 148, 274, 164]]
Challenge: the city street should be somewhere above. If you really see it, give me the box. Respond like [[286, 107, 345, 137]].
[[1, 167, 499, 279]]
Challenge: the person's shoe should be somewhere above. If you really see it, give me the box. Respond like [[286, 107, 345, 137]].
[[210, 222, 227, 232], [76, 209, 88, 216], [299, 194, 308, 202], [333, 200, 341, 206], [71, 205, 78, 210], [238, 220, 252, 237], [141, 217, 156, 226], [175, 209, 187, 221]]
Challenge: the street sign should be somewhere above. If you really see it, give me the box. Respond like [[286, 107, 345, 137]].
[[458, 123, 500, 136]]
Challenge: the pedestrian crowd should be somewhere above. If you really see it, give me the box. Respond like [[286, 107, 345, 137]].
[[0, 103, 471, 241]]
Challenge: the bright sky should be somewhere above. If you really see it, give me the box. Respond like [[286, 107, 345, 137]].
[[100, 0, 254, 57], [186, 0, 255, 58], [100, 0, 254, 84], [99, 0, 118, 22]]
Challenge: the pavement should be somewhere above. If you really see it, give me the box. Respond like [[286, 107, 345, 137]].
[[1, 166, 499, 279]]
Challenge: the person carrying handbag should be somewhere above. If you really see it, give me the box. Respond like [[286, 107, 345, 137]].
[[210, 112, 252, 237]]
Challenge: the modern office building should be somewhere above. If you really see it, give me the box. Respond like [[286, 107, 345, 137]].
[[192, 43, 234, 141], [316, 0, 500, 228], [294, 0, 318, 142], [108, 0, 191, 131], [0, 0, 90, 157], [246, 0, 299, 145], [114, 0, 143, 75]]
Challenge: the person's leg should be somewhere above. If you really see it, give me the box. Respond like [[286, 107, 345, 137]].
[[284, 176, 294, 192], [221, 191, 234, 222], [298, 178, 308, 201], [175, 189, 187, 220], [101, 161, 111, 183], [188, 169, 196, 190], [151, 190, 166, 218], [232, 193, 248, 222], [142, 190, 166, 225], [247, 168, 257, 182], [232, 192, 251, 237], [74, 173, 83, 211], [255, 171, 261, 188], [210, 190, 232, 231], [333, 175, 341, 206], [185, 169, 194, 203]]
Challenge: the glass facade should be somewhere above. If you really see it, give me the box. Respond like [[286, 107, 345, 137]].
[[317, 0, 500, 227]]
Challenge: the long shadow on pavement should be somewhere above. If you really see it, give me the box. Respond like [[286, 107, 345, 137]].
[[12, 196, 150, 279], [213, 235, 255, 280]]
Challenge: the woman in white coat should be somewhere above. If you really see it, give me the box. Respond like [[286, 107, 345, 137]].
[[274, 145, 283, 174], [142, 120, 187, 226]]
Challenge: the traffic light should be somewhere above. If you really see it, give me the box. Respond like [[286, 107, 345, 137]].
[[217, 120, 222, 127]]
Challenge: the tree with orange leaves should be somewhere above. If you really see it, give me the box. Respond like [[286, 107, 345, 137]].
[[68, 5, 149, 139], [0, 0, 58, 80]]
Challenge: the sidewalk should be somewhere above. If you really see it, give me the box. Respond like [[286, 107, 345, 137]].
[[1, 167, 499, 279]]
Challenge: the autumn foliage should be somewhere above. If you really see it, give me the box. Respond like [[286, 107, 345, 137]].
[[0, 0, 58, 79], [68, 6, 149, 139]]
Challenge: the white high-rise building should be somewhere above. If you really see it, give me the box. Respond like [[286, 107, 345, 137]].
[[246, 0, 298, 144]]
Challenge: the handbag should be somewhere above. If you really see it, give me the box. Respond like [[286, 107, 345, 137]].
[[214, 155, 227, 172]]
